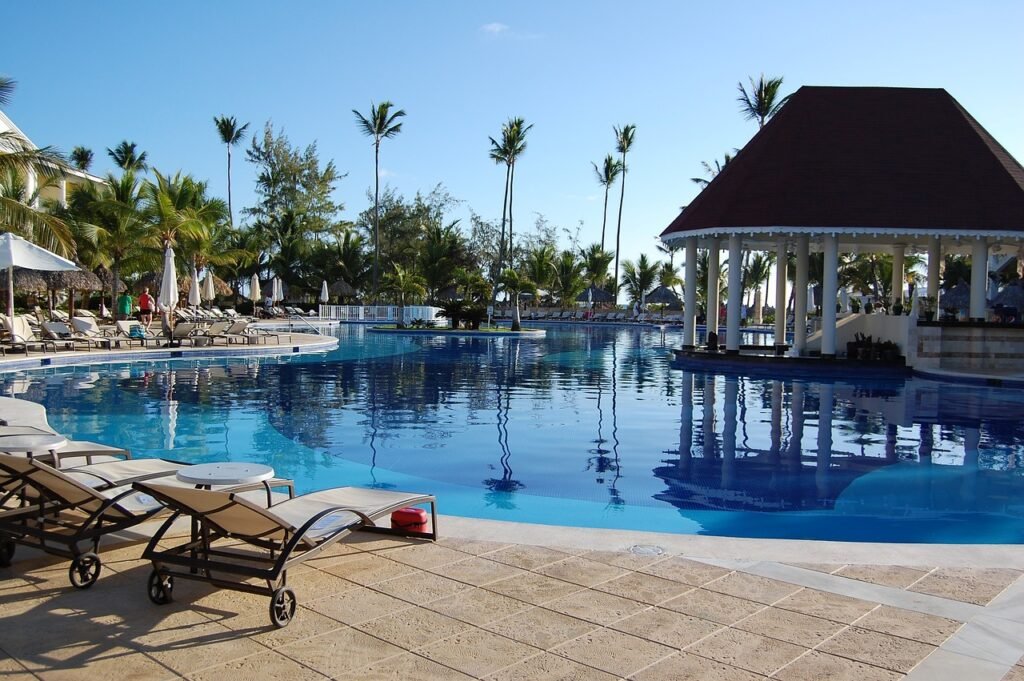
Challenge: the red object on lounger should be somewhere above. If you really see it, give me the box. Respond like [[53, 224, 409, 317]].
[[391, 507, 428, 533]]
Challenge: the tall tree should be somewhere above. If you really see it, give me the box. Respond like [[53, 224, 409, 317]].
[[736, 74, 790, 129], [503, 118, 531, 258], [611, 124, 636, 299], [620, 253, 659, 305], [581, 242, 614, 290], [383, 263, 426, 328], [70, 146, 93, 172], [690, 152, 734, 187], [592, 154, 622, 251], [213, 115, 250, 225], [352, 101, 406, 301], [499, 268, 537, 331], [106, 141, 148, 172], [84, 171, 149, 316]]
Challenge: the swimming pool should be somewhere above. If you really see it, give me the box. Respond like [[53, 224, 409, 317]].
[[5, 325, 1023, 544]]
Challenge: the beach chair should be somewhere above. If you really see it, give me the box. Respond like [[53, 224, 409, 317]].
[[70, 316, 117, 348], [42, 320, 109, 351], [114, 320, 161, 348], [134, 481, 438, 627], [194, 320, 233, 345], [2, 315, 55, 354], [168, 322, 198, 346]]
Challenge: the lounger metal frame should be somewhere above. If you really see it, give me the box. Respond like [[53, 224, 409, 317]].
[[136, 483, 437, 627]]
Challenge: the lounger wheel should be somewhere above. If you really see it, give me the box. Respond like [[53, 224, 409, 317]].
[[0, 537, 15, 567], [269, 587, 297, 628], [147, 570, 174, 605], [68, 552, 101, 589]]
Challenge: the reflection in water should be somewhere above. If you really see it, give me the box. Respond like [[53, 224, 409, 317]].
[[3, 324, 1023, 543]]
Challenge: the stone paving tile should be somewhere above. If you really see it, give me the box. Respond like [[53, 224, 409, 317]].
[[319, 552, 417, 585], [436, 537, 512, 556], [733, 606, 845, 646], [189, 649, 331, 680], [908, 570, 1012, 605], [535, 556, 632, 587], [610, 606, 723, 649], [630, 651, 768, 681], [338, 652, 475, 680], [543, 588, 648, 625], [18, 644, 176, 681], [342, 534, 417, 553], [209, 606, 346, 649], [277, 626, 405, 679], [835, 564, 932, 589], [594, 571, 693, 605], [637, 556, 732, 586], [584, 549, 672, 571], [784, 562, 845, 574], [425, 586, 532, 626], [417, 628, 537, 677], [773, 650, 902, 681], [424, 555, 526, 586], [482, 606, 598, 650], [384, 542, 469, 570], [355, 606, 471, 649], [128, 616, 265, 676], [774, 587, 878, 623], [703, 571, 803, 605], [484, 571, 585, 605], [1001, 666, 1024, 681], [818, 626, 936, 673], [486, 545, 573, 570], [552, 627, 676, 678], [0, 657, 36, 681], [685, 627, 807, 676], [662, 587, 765, 625], [371, 570, 471, 605], [304, 587, 412, 626], [485, 652, 619, 681], [854, 604, 963, 645]]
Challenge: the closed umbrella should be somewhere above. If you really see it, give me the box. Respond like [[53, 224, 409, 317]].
[[273, 277, 283, 303], [188, 268, 201, 308], [158, 244, 179, 313], [0, 233, 78, 321], [320, 280, 329, 304], [248, 273, 261, 303], [201, 271, 216, 304]]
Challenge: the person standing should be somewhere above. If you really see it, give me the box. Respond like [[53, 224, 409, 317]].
[[138, 287, 155, 330], [116, 290, 134, 321]]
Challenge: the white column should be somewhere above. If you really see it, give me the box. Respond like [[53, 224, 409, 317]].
[[58, 178, 68, 207], [891, 244, 906, 306], [706, 238, 721, 340], [821, 235, 839, 357], [725, 234, 742, 353], [927, 237, 941, 302], [682, 237, 698, 348], [792, 235, 809, 355], [774, 240, 788, 354], [970, 238, 988, 321]]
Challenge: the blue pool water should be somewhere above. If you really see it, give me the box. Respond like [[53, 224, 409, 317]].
[[4, 325, 1023, 544]]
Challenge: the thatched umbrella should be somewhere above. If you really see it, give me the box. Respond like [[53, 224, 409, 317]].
[[576, 284, 615, 304], [644, 285, 681, 306], [43, 268, 104, 317], [0, 267, 49, 292], [330, 280, 356, 299]]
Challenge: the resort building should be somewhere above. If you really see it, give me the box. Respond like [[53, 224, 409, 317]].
[[661, 86, 1024, 374]]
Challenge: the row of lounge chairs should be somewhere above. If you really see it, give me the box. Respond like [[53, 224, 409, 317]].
[[0, 395, 436, 628], [496, 309, 684, 324]]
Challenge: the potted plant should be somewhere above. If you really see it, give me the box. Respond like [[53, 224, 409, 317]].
[[850, 298, 862, 313], [918, 296, 936, 321], [864, 301, 874, 314], [891, 298, 904, 316]]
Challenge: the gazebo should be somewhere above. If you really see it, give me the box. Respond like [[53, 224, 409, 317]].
[[661, 86, 1024, 358]]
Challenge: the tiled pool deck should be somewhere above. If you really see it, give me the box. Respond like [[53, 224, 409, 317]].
[[2, 522, 1023, 680]]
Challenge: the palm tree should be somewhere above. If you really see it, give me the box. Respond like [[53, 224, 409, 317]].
[[106, 141, 148, 172], [592, 154, 622, 251], [620, 253, 659, 305], [690, 152, 734, 187], [552, 250, 586, 306], [353, 101, 406, 301], [523, 244, 556, 302], [70, 147, 93, 172], [744, 251, 773, 320], [612, 124, 636, 298], [213, 116, 250, 225], [85, 171, 149, 316], [383, 263, 426, 328], [0, 77, 74, 256], [489, 118, 532, 265], [657, 261, 681, 292], [499, 268, 537, 331], [581, 243, 614, 289], [736, 74, 790, 128]]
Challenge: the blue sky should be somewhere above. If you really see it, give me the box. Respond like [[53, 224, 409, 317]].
[[4, 1, 1023, 269]]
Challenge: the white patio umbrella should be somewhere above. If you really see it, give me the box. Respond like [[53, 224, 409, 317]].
[[201, 271, 216, 304], [0, 233, 78, 321], [273, 277, 283, 303], [248, 273, 261, 303], [158, 244, 179, 312], [839, 288, 850, 313], [188, 267, 201, 308], [320, 280, 329, 304]]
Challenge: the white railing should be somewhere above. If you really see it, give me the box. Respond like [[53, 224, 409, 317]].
[[318, 305, 443, 324]]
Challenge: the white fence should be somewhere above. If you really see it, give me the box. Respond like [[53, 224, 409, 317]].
[[318, 305, 443, 324]]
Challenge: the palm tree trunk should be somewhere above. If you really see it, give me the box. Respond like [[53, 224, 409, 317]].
[[613, 151, 628, 298], [111, 260, 120, 321], [508, 161, 516, 260], [489, 164, 511, 316], [226, 145, 233, 225], [511, 293, 521, 331], [372, 141, 381, 303], [600, 185, 609, 252]]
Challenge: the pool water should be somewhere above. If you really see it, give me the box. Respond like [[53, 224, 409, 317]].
[[5, 325, 1023, 544]]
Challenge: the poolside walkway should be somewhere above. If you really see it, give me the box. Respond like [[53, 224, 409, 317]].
[[2, 524, 1022, 680]]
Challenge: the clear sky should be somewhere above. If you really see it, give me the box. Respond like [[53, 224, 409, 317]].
[[4, 0, 1023, 272]]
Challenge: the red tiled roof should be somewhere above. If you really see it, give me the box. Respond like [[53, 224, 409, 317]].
[[662, 86, 1024, 236]]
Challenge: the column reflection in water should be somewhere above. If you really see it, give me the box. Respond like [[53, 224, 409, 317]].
[[816, 382, 834, 499], [702, 374, 717, 461], [769, 380, 783, 467], [678, 370, 694, 479], [962, 426, 980, 506], [722, 376, 738, 489]]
